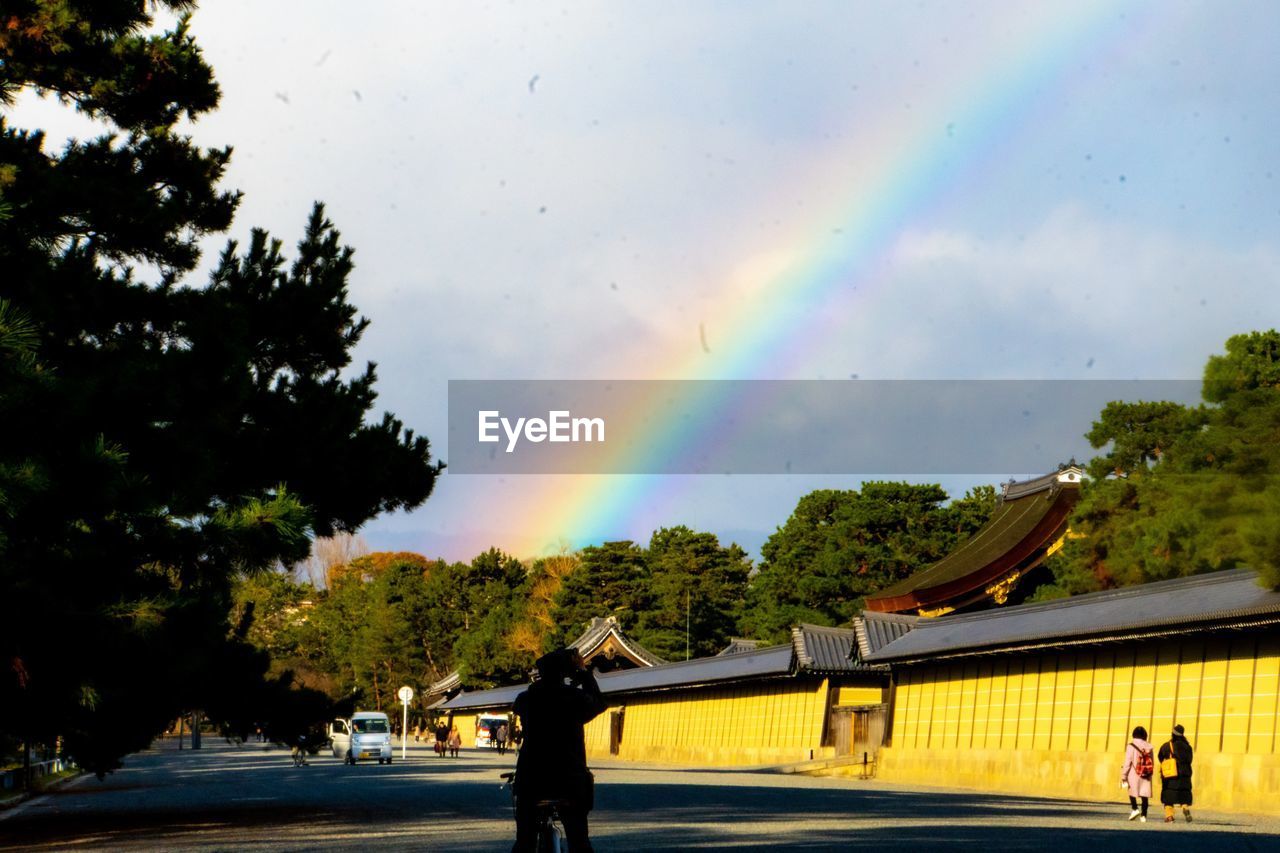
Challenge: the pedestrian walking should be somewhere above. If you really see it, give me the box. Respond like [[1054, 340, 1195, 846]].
[[495, 722, 509, 756], [1158, 724, 1194, 823], [512, 724, 523, 752], [448, 725, 462, 758], [435, 722, 450, 757], [1120, 725, 1154, 822]]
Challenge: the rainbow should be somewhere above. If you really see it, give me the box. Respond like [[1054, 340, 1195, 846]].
[[498, 1, 1161, 557]]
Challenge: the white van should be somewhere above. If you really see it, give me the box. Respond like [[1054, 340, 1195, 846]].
[[330, 711, 394, 765], [474, 714, 510, 748]]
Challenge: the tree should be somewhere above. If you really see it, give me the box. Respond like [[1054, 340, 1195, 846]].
[[293, 532, 370, 587], [634, 527, 751, 660], [0, 2, 441, 774], [1045, 330, 1280, 594], [550, 541, 650, 648], [451, 548, 531, 687], [513, 551, 579, 656], [741, 483, 996, 643]]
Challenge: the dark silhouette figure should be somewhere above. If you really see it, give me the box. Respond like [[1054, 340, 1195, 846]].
[[511, 648, 607, 852]]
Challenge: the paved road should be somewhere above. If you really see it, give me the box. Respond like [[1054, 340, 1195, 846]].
[[3, 738, 1279, 851]]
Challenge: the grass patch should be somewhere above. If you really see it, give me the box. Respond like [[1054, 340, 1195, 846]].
[[33, 769, 79, 791], [0, 768, 80, 807]]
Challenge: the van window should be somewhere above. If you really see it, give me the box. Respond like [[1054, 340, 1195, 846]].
[[332, 720, 348, 735], [352, 718, 389, 734]]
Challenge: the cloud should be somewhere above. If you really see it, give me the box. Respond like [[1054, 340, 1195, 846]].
[[817, 205, 1280, 379]]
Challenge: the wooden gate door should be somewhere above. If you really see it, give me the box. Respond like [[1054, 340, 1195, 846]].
[[609, 709, 625, 755], [830, 706, 854, 756], [850, 705, 887, 761]]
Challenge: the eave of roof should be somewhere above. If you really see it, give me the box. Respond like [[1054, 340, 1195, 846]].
[[792, 623, 878, 672], [440, 625, 874, 712], [853, 611, 920, 660], [865, 569, 1280, 663], [440, 644, 797, 711], [866, 473, 1080, 612], [426, 670, 462, 695], [572, 616, 666, 667]]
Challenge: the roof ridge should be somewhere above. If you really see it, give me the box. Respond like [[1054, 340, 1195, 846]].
[[795, 622, 857, 634], [863, 610, 921, 622], [596, 642, 792, 679], [912, 568, 1262, 629]]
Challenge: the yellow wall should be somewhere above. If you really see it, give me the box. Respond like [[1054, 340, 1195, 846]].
[[834, 685, 884, 707], [878, 634, 1280, 813], [583, 678, 835, 767]]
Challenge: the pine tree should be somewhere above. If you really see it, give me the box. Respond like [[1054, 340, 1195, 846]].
[[635, 526, 751, 660], [1047, 330, 1280, 593], [0, 2, 441, 774]]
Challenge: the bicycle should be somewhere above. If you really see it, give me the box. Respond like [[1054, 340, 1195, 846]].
[[501, 771, 570, 853]]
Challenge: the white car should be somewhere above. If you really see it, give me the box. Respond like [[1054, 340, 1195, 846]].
[[330, 712, 394, 765]]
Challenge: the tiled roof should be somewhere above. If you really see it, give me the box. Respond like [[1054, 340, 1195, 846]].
[[853, 611, 920, 660], [865, 569, 1280, 663], [717, 638, 761, 656], [573, 616, 666, 666], [440, 644, 795, 711], [426, 670, 461, 696], [439, 684, 525, 711], [791, 624, 868, 672], [440, 624, 871, 711], [595, 644, 797, 693], [429, 615, 662, 701], [866, 467, 1081, 612]]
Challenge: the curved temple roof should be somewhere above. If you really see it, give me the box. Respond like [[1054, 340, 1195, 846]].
[[865, 467, 1083, 614]]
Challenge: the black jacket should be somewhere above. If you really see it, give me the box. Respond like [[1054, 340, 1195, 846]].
[[513, 670, 607, 795], [1158, 734, 1193, 805]]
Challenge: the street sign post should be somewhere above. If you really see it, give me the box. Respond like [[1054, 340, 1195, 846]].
[[397, 686, 413, 760]]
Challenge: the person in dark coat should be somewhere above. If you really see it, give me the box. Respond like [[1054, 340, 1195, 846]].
[[1158, 723, 1194, 823], [511, 648, 607, 852]]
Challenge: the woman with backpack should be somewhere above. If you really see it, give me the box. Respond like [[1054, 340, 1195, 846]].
[[1121, 725, 1154, 822], [1158, 724, 1194, 823]]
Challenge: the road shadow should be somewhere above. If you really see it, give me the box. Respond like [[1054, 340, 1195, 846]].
[[3, 750, 1276, 852]]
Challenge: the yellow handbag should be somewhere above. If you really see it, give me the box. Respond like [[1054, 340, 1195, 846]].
[[1160, 743, 1179, 778]]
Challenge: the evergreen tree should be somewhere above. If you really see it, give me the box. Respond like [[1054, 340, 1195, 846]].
[[1046, 330, 1280, 594], [0, 2, 441, 774], [551, 541, 649, 647], [741, 483, 996, 643], [634, 526, 751, 661]]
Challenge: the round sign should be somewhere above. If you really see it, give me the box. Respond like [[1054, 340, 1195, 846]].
[[397, 685, 414, 703]]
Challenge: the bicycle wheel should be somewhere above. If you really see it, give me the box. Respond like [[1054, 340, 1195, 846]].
[[536, 820, 566, 853]]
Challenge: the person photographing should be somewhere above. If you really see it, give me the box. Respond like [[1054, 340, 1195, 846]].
[[511, 647, 608, 852]]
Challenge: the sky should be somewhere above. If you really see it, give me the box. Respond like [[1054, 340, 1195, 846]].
[[14, 1, 1280, 562]]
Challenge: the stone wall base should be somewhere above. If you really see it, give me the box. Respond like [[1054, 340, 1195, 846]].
[[877, 746, 1280, 814]]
